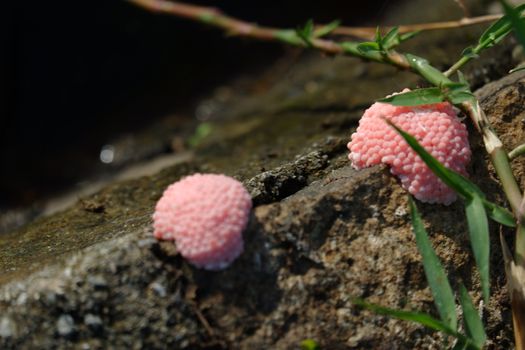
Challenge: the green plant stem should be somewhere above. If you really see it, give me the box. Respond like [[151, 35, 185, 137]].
[[509, 144, 525, 160], [444, 55, 472, 77], [491, 147, 523, 217], [516, 225, 525, 265]]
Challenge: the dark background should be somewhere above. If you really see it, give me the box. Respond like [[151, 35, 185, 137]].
[[0, 0, 403, 208]]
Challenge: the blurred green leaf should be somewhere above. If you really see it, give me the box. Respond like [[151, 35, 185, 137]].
[[374, 26, 382, 45], [477, 4, 525, 49], [509, 65, 525, 73], [409, 198, 458, 331], [296, 19, 315, 46], [274, 29, 304, 45], [378, 88, 444, 106], [353, 298, 455, 334], [313, 20, 341, 38], [399, 30, 420, 42], [465, 195, 490, 303], [300, 339, 320, 350], [357, 41, 381, 53], [382, 27, 400, 50], [354, 300, 480, 349], [501, 0, 525, 49], [188, 122, 213, 147], [458, 284, 487, 348]]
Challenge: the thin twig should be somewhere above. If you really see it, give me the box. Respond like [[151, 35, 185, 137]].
[[125, 0, 410, 66], [331, 14, 501, 38], [127, 0, 501, 40]]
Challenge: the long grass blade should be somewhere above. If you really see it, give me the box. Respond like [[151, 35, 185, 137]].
[[458, 284, 487, 348], [409, 198, 457, 331], [465, 195, 491, 302]]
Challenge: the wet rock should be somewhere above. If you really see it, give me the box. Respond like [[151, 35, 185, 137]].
[[245, 137, 346, 205]]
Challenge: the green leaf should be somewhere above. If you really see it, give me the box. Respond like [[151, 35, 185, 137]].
[[377, 87, 444, 106], [443, 82, 470, 91], [399, 30, 420, 42], [465, 195, 490, 303], [382, 27, 400, 50], [409, 198, 458, 331], [274, 29, 303, 45], [405, 54, 452, 87], [188, 122, 213, 147], [354, 299, 481, 349], [510, 65, 525, 74], [313, 20, 341, 38], [296, 19, 315, 46], [374, 26, 382, 45], [483, 200, 516, 227], [440, 82, 475, 104], [300, 339, 320, 350], [357, 41, 381, 53], [458, 284, 487, 348], [477, 4, 525, 48], [448, 90, 476, 104], [353, 298, 455, 334], [501, 0, 525, 49]]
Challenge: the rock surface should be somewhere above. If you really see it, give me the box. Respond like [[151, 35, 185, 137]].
[[0, 0, 524, 348]]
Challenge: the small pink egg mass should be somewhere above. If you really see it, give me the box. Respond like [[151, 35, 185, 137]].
[[153, 173, 252, 270], [348, 90, 471, 205]]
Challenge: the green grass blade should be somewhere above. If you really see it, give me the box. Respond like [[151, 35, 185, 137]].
[[510, 65, 525, 74], [377, 87, 444, 106], [354, 299, 480, 349], [458, 284, 487, 348], [465, 195, 491, 303], [353, 298, 454, 334], [409, 198, 458, 331]]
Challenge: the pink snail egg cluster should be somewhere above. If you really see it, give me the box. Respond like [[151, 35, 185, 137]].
[[347, 93, 471, 205], [153, 173, 252, 270]]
